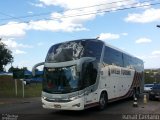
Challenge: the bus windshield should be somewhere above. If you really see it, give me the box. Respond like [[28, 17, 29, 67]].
[[45, 39, 103, 63], [43, 65, 81, 94]]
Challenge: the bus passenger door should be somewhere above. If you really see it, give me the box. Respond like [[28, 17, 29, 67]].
[[82, 61, 98, 105], [84, 87, 96, 105], [100, 67, 113, 99]]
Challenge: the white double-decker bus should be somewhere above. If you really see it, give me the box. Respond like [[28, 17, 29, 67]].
[[32, 39, 144, 110]]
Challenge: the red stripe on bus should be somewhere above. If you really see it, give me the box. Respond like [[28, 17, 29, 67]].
[[84, 102, 99, 109]]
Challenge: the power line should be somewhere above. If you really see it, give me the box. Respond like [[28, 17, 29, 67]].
[[32, 1, 160, 22], [0, 0, 136, 20], [0, 12, 23, 21], [0, 12, 51, 21], [0, 0, 159, 26], [0, 0, 157, 21], [50, 1, 159, 20], [62, 0, 141, 11]]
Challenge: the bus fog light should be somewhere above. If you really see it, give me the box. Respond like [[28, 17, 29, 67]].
[[72, 103, 80, 107]]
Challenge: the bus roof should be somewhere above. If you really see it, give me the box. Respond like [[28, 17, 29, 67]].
[[51, 38, 143, 63]]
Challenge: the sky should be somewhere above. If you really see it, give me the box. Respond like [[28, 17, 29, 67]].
[[0, 0, 160, 71]]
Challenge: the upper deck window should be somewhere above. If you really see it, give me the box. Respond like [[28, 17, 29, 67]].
[[45, 39, 103, 63], [103, 46, 123, 67]]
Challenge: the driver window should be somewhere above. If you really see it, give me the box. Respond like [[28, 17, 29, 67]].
[[82, 62, 98, 87]]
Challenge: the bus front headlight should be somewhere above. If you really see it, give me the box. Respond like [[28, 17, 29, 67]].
[[42, 96, 47, 100], [69, 93, 84, 101], [70, 96, 79, 101]]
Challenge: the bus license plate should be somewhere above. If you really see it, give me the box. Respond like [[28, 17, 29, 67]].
[[54, 104, 61, 108]]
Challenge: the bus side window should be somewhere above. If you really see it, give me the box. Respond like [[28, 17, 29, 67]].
[[103, 46, 123, 67]]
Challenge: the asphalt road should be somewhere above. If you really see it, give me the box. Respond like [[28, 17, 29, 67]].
[[0, 95, 160, 120]]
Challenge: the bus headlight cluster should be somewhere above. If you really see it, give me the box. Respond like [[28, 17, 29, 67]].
[[69, 96, 79, 101], [69, 93, 84, 101], [42, 96, 47, 100]]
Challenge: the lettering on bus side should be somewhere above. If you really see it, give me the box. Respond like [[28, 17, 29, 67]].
[[109, 68, 131, 76], [110, 68, 120, 75], [121, 69, 131, 75]]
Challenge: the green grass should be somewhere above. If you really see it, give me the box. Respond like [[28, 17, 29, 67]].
[[0, 75, 42, 98]]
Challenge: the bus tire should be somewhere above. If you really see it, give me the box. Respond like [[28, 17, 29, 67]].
[[98, 92, 108, 110]]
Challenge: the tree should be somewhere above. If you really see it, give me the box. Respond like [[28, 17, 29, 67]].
[[8, 66, 14, 72], [23, 67, 28, 71], [0, 38, 13, 71], [8, 66, 26, 73]]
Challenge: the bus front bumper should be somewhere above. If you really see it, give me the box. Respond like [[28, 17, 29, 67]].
[[41, 97, 84, 110]]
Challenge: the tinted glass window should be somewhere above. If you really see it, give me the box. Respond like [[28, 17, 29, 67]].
[[46, 41, 85, 62], [103, 46, 123, 67], [84, 41, 103, 61], [45, 39, 103, 63], [123, 54, 143, 72], [43, 66, 80, 94], [82, 61, 98, 87], [103, 46, 143, 72], [123, 54, 133, 68]]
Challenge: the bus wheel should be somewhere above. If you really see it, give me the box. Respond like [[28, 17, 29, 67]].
[[98, 92, 107, 110]]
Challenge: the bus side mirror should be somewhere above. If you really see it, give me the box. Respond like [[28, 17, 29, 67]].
[[32, 62, 44, 76]]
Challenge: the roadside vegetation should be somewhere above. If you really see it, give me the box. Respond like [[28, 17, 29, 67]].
[[144, 69, 160, 84], [0, 38, 13, 72], [0, 75, 42, 98]]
